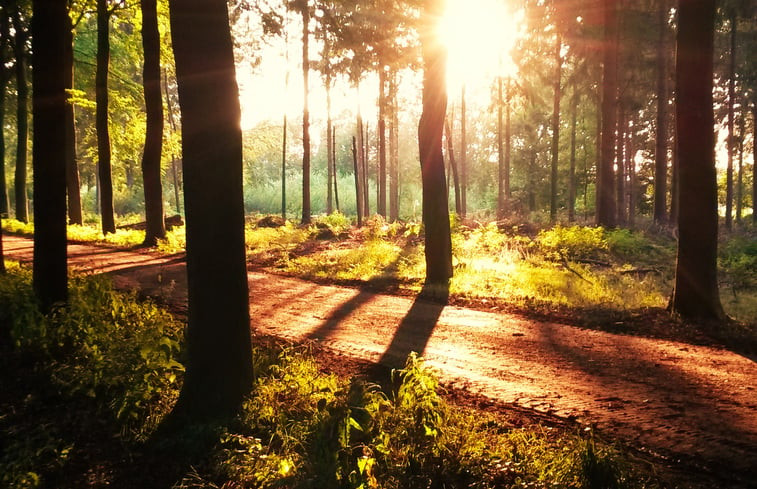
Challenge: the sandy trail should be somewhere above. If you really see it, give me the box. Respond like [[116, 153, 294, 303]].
[[4, 234, 756, 485]]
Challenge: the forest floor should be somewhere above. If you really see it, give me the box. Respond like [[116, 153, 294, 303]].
[[4, 234, 757, 488]]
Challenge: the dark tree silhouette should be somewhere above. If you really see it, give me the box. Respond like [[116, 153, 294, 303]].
[[0, 4, 10, 218], [418, 0, 452, 285], [169, 0, 253, 420], [32, 0, 68, 311], [12, 6, 28, 223], [653, 0, 668, 225], [64, 13, 83, 225], [596, 0, 617, 227], [140, 0, 166, 246], [671, 0, 725, 322], [96, 0, 115, 234]]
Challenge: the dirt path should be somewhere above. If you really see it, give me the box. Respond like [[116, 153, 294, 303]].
[[5, 235, 756, 485]]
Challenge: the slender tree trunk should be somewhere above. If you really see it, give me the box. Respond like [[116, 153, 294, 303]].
[[13, 9, 28, 223], [0, 11, 10, 219], [362, 122, 369, 216], [505, 78, 512, 200], [419, 0, 452, 285], [753, 101, 756, 226], [326, 82, 333, 215], [332, 126, 339, 212], [725, 13, 736, 231], [528, 149, 537, 212], [627, 116, 636, 227], [670, 109, 679, 223], [300, 4, 311, 224], [671, 0, 724, 322], [568, 95, 577, 222], [497, 77, 505, 219], [653, 0, 668, 224], [352, 135, 363, 226], [32, 0, 68, 312], [96, 0, 115, 234], [597, 0, 618, 227], [163, 68, 182, 214], [378, 68, 387, 217], [616, 102, 626, 226], [389, 73, 399, 221], [281, 114, 287, 219], [550, 33, 562, 224], [64, 19, 83, 225], [141, 0, 166, 246], [735, 110, 744, 224], [169, 0, 252, 421], [460, 84, 467, 217], [444, 118, 461, 214]]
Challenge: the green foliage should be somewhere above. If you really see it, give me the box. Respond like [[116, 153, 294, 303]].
[[536, 225, 608, 261]]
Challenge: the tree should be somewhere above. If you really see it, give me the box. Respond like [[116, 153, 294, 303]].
[[550, 31, 562, 223], [140, 0, 166, 246], [169, 0, 253, 420], [725, 12, 737, 231], [295, 0, 312, 224], [12, 4, 29, 223], [32, 0, 68, 312], [96, 0, 116, 234], [0, 3, 11, 218], [64, 7, 83, 225], [653, 0, 668, 225], [418, 0, 452, 285], [671, 0, 725, 322], [596, 0, 617, 227]]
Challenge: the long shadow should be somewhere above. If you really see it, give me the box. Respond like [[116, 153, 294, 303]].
[[377, 282, 449, 369]]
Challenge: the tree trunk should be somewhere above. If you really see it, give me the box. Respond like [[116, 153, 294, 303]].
[[0, 10, 10, 218], [352, 135, 363, 227], [597, 0, 617, 227], [378, 68, 387, 217], [300, 4, 311, 224], [627, 116, 636, 227], [725, 13, 736, 231], [653, 0, 668, 224], [141, 0, 166, 246], [460, 84, 467, 217], [332, 126, 339, 212], [753, 101, 756, 226], [326, 82, 333, 214], [735, 109, 743, 225], [64, 19, 83, 226], [568, 95, 577, 222], [169, 0, 252, 421], [12, 9, 28, 223], [497, 77, 504, 219], [419, 0, 452, 285], [96, 0, 115, 234], [550, 33, 562, 224], [388, 72, 399, 221], [362, 122, 369, 216], [616, 102, 626, 226], [670, 108, 679, 223], [505, 78, 512, 201], [444, 118, 461, 215], [163, 68, 182, 214], [671, 0, 725, 322], [32, 0, 69, 312]]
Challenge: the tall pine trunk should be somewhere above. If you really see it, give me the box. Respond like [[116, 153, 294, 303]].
[[0, 10, 10, 218], [460, 85, 467, 217], [141, 0, 166, 246], [352, 136, 363, 226], [326, 81, 333, 214], [505, 78, 511, 200], [671, 0, 724, 322], [597, 0, 617, 227], [616, 102, 626, 225], [32, 0, 68, 312], [725, 13, 736, 231], [653, 0, 668, 224], [497, 76, 505, 219], [568, 95, 577, 222], [444, 118, 461, 214], [735, 110, 744, 224], [550, 33, 562, 223], [300, 3, 311, 224], [12, 9, 28, 223], [96, 0, 115, 234], [377, 68, 387, 217], [64, 18, 83, 225], [389, 72, 399, 221], [419, 0, 452, 285], [169, 0, 252, 421]]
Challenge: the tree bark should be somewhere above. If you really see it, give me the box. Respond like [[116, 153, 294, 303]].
[[352, 135, 363, 226], [32, 0, 68, 312], [735, 111, 743, 225], [725, 13, 736, 231], [616, 102, 626, 225], [300, 3, 311, 224], [444, 118, 461, 214], [596, 0, 617, 227], [326, 82, 333, 214], [550, 32, 562, 224], [568, 95, 577, 222], [0, 9, 10, 218], [497, 77, 504, 219], [168, 0, 253, 421], [653, 0, 668, 224], [505, 78, 511, 200], [332, 126, 339, 212], [460, 84, 467, 217], [419, 0, 452, 285], [96, 0, 115, 234], [389, 72, 399, 221], [12, 8, 28, 223], [753, 102, 756, 226], [64, 18, 83, 226], [141, 0, 166, 246], [163, 68, 182, 215], [378, 68, 387, 217], [671, 0, 725, 322]]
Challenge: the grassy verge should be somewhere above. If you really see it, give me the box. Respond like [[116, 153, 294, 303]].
[[0, 266, 669, 488]]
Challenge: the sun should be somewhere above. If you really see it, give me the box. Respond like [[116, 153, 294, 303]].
[[439, 0, 522, 91]]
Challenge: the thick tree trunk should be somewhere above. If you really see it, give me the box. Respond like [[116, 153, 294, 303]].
[[597, 0, 617, 227], [653, 0, 668, 224], [671, 0, 725, 322], [300, 5, 311, 224], [32, 0, 68, 312], [96, 0, 115, 234], [568, 95, 577, 222], [12, 10, 28, 223], [169, 0, 253, 421], [141, 0, 166, 246], [550, 33, 562, 224], [378, 68, 387, 217], [419, 0, 452, 285], [64, 19, 83, 226], [497, 77, 505, 219], [460, 85, 467, 217], [725, 13, 736, 231], [444, 119, 461, 214]]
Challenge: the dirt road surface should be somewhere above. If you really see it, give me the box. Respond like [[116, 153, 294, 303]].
[[5, 235, 756, 486]]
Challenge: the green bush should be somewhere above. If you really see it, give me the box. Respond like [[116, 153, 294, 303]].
[[536, 225, 608, 261]]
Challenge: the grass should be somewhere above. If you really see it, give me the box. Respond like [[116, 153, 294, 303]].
[[0, 266, 668, 488]]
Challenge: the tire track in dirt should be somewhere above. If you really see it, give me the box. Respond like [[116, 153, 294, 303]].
[[4, 235, 756, 485]]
